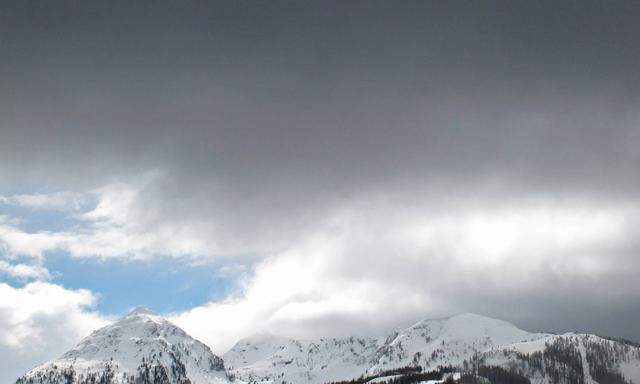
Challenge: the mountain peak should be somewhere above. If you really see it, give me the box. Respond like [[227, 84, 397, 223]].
[[126, 305, 157, 316], [407, 312, 519, 332], [443, 312, 516, 327], [404, 312, 534, 346], [17, 305, 230, 384]]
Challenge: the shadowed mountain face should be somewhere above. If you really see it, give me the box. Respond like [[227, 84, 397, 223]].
[[15, 312, 640, 384]]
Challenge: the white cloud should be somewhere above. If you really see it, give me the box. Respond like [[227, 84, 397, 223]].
[[0, 179, 221, 261], [0, 282, 108, 383], [0, 261, 51, 281], [172, 198, 636, 354], [0, 219, 69, 260], [408, 203, 628, 276], [0, 180, 637, 360], [77, 183, 140, 225]]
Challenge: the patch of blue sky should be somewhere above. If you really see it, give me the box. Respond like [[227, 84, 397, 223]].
[[7, 208, 78, 232], [44, 252, 250, 316], [1, 196, 257, 317], [0, 200, 96, 233]]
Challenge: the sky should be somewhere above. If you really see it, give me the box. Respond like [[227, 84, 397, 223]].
[[1, 0, 640, 382]]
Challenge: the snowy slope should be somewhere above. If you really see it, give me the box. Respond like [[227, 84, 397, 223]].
[[223, 332, 381, 384], [484, 333, 640, 384], [223, 313, 550, 384], [16, 307, 233, 384], [369, 313, 550, 372], [224, 314, 640, 384]]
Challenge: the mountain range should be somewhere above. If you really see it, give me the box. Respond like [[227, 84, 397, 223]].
[[15, 309, 640, 384]]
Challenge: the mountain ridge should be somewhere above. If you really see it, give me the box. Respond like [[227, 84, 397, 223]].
[[222, 312, 549, 383], [223, 313, 640, 384], [15, 310, 640, 384]]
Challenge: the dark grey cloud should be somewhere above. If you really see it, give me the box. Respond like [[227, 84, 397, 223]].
[[1, 0, 640, 343], [2, 0, 639, 189]]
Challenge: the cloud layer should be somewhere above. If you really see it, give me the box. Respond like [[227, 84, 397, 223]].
[[173, 197, 640, 352], [1, 1, 640, 381]]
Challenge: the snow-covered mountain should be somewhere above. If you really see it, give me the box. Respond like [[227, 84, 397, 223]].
[[222, 313, 545, 383], [222, 332, 381, 384], [368, 313, 550, 370], [15, 311, 640, 384], [224, 313, 640, 384], [15, 307, 233, 384]]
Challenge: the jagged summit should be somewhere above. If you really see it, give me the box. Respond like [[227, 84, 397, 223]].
[[16, 308, 231, 384]]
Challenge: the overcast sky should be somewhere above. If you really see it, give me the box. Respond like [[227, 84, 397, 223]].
[[1, 1, 640, 382]]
